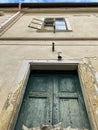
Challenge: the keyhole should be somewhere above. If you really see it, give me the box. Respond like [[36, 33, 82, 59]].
[[49, 120, 51, 123]]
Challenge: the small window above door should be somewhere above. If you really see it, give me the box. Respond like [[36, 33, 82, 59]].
[[28, 17, 72, 32]]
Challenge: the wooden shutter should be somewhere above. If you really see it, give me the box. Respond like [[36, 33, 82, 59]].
[[65, 18, 72, 31], [28, 18, 44, 30]]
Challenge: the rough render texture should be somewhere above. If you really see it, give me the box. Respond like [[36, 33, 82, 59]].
[[0, 12, 15, 25], [0, 8, 98, 130], [78, 59, 98, 130], [0, 41, 98, 112], [0, 11, 98, 38]]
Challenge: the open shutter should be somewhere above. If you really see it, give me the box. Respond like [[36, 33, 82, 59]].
[[28, 18, 44, 30], [65, 18, 72, 31]]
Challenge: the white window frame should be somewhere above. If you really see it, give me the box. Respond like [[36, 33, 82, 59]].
[[28, 17, 72, 32]]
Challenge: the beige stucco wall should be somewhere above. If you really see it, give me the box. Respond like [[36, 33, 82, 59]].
[[0, 40, 98, 112], [0, 12, 15, 25], [0, 8, 98, 130], [0, 10, 98, 39]]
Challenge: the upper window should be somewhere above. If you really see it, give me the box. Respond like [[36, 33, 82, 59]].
[[28, 17, 72, 32]]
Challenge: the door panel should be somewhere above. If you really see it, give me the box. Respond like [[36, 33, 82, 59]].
[[59, 99, 82, 128], [15, 98, 49, 129], [26, 75, 49, 92], [25, 98, 49, 126], [53, 73, 90, 129], [15, 72, 53, 130], [78, 95, 91, 129], [58, 75, 76, 92], [15, 71, 90, 130], [30, 76, 48, 92]]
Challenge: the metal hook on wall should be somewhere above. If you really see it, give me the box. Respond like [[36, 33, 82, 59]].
[[52, 42, 55, 52]]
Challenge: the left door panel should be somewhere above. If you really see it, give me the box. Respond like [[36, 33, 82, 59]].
[[15, 72, 52, 130]]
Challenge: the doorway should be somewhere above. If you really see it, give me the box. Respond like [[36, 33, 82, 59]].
[[15, 70, 90, 130]]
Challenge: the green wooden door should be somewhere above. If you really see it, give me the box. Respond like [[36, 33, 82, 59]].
[[15, 71, 90, 130]]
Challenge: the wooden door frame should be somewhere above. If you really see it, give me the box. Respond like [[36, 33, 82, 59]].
[[0, 59, 98, 130]]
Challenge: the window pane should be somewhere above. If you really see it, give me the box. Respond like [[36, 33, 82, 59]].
[[44, 18, 54, 26], [44, 26, 54, 31], [42, 17, 68, 31], [55, 25, 66, 30], [55, 21, 65, 26], [55, 19, 66, 30]]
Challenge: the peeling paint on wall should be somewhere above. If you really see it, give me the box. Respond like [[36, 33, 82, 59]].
[[94, 84, 98, 94], [95, 72, 98, 82]]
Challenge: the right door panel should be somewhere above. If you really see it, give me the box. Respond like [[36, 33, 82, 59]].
[[53, 72, 91, 129]]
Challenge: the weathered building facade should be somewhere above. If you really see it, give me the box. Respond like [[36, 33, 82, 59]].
[[0, 5, 98, 130]]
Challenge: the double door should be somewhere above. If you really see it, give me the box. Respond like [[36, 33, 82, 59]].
[[15, 71, 90, 130]]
